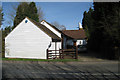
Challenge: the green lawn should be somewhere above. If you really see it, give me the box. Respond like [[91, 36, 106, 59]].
[[2, 58, 79, 62]]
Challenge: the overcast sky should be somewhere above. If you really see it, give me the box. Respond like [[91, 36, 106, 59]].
[[1, 2, 93, 30]]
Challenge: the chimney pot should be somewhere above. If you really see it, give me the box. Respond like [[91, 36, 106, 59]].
[[79, 22, 83, 30]]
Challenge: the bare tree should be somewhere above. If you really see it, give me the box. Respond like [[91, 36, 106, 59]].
[[5, 2, 44, 27], [6, 3, 19, 26], [37, 5, 44, 22], [60, 25, 66, 30], [0, 4, 2, 28], [8, 3, 44, 24], [51, 21, 66, 30]]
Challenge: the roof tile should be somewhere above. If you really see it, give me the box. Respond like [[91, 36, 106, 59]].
[[62, 30, 86, 39]]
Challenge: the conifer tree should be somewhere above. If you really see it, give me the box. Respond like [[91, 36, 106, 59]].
[[13, 2, 39, 29], [82, 8, 94, 39], [28, 2, 39, 22], [82, 2, 119, 59], [0, 6, 3, 28], [13, 2, 29, 28]]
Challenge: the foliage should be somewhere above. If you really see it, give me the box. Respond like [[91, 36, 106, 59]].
[[13, 2, 39, 29], [2, 26, 12, 57], [1, 29, 4, 57], [0, 6, 3, 27], [82, 2, 120, 59], [82, 8, 94, 39], [37, 6, 44, 22], [28, 2, 39, 22], [13, 2, 29, 29]]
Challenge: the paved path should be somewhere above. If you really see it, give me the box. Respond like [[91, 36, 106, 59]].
[[2, 60, 120, 80]]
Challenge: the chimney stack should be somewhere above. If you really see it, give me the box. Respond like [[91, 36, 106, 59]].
[[79, 22, 83, 30]]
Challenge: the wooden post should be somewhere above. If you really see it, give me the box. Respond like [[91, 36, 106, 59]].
[[59, 49, 61, 59], [60, 49, 62, 59], [47, 49, 48, 59], [61, 37, 63, 49], [55, 42, 57, 55], [76, 46, 78, 59], [60, 49, 63, 59], [62, 49, 64, 59]]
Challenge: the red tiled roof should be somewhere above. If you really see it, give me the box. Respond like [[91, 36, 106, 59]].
[[62, 30, 87, 39]]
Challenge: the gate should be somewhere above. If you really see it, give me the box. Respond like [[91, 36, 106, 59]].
[[47, 47, 78, 59]]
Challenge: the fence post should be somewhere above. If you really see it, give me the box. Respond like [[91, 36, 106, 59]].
[[62, 49, 64, 59], [59, 48, 61, 59], [76, 46, 78, 59], [47, 49, 48, 59]]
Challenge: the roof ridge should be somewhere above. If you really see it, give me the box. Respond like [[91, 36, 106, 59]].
[[26, 17, 61, 40], [41, 20, 62, 33]]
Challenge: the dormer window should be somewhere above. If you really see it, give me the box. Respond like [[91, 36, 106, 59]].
[[25, 20, 28, 23]]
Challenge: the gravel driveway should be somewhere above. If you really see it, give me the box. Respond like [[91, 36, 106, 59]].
[[2, 60, 119, 80]]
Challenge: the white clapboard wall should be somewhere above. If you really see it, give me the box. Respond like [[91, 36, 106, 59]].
[[5, 18, 54, 59]]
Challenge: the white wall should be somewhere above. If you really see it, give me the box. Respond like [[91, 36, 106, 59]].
[[5, 18, 52, 59], [48, 42, 61, 53], [49, 42, 61, 50], [77, 39, 87, 45], [41, 21, 61, 38]]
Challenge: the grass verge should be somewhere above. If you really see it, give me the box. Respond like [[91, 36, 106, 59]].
[[2, 58, 79, 62]]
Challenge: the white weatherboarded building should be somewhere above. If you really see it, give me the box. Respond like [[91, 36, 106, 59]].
[[5, 17, 87, 59], [5, 17, 62, 59]]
